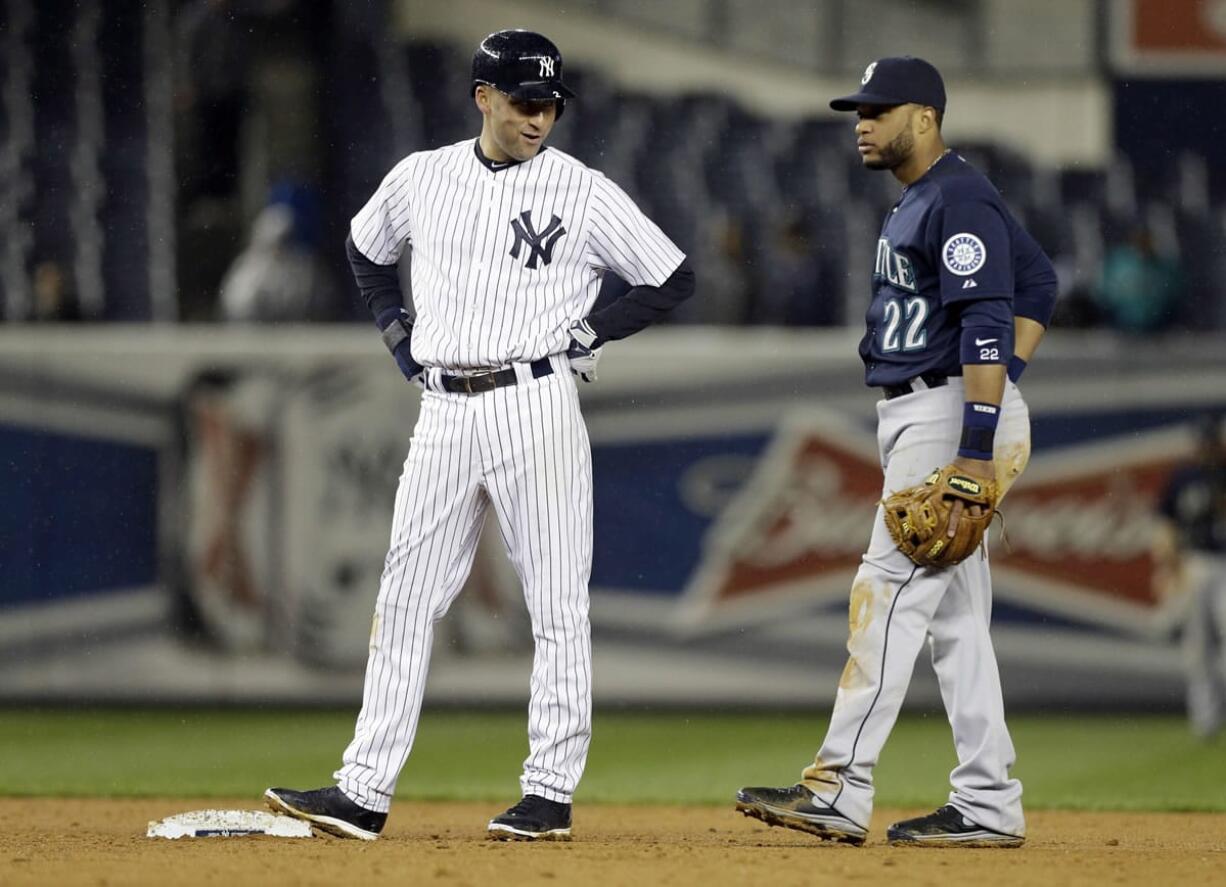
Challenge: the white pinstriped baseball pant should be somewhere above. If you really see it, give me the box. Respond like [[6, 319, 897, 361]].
[[800, 378, 1030, 838], [335, 353, 593, 811]]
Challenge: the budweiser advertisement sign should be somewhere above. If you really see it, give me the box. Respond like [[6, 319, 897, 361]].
[[680, 410, 1191, 636]]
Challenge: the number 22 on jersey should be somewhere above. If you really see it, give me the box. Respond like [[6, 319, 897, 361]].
[[881, 296, 929, 353]]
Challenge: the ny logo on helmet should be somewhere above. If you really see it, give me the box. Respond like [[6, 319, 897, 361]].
[[509, 211, 566, 269], [539, 57, 555, 78]]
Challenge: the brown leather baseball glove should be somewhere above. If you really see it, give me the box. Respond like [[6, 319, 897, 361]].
[[882, 464, 997, 568]]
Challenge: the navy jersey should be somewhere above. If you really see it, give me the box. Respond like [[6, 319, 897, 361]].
[[860, 153, 1056, 387]]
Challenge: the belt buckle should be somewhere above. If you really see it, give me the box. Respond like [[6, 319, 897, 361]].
[[463, 373, 498, 395]]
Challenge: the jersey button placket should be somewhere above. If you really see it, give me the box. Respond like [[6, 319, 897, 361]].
[[472, 177, 496, 316], [466, 175, 495, 326]]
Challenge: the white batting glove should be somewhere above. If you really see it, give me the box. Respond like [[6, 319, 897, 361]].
[[566, 319, 602, 383], [567, 344, 602, 383]]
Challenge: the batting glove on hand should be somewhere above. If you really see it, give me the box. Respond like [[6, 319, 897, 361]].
[[378, 308, 424, 384], [566, 319, 603, 383]]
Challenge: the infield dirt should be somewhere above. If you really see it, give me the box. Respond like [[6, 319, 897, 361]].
[[2, 798, 1223, 886]]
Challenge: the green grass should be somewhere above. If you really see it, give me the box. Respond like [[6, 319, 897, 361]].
[[1, 709, 1223, 811]]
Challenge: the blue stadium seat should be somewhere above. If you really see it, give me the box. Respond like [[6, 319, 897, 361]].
[[1174, 210, 1226, 329]]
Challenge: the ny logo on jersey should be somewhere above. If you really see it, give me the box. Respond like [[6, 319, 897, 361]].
[[509, 211, 567, 269], [874, 238, 917, 293], [539, 57, 555, 78]]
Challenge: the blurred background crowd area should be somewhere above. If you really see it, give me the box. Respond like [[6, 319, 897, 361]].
[[3, 0, 1226, 332]]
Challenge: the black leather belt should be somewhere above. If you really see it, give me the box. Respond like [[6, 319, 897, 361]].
[[882, 372, 949, 400], [439, 357, 552, 395]]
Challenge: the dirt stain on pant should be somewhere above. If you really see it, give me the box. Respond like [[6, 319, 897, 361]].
[[848, 579, 875, 637], [800, 755, 841, 793], [838, 656, 871, 691], [839, 580, 882, 692]]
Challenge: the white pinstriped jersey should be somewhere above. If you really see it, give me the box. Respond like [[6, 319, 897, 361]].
[[350, 140, 686, 371]]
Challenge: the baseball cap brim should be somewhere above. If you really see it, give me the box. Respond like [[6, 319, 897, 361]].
[[830, 91, 911, 111], [509, 80, 576, 101]]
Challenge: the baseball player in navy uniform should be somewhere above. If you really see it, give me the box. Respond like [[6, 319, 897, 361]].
[[736, 57, 1057, 847], [266, 30, 693, 841], [1154, 413, 1226, 739]]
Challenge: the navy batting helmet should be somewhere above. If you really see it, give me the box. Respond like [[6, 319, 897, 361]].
[[471, 30, 575, 117]]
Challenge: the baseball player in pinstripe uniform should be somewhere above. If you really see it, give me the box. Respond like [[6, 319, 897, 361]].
[[736, 57, 1057, 848], [266, 30, 694, 841]]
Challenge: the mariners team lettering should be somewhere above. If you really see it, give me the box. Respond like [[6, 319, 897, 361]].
[[874, 238, 917, 292], [509, 211, 567, 269]]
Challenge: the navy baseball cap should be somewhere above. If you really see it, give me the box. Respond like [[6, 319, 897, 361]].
[[830, 57, 946, 112]]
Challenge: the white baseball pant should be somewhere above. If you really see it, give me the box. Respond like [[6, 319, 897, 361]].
[[801, 378, 1030, 837], [334, 354, 593, 811]]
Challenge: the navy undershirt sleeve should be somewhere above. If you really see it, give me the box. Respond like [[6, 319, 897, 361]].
[[584, 259, 695, 343], [346, 234, 405, 323]]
